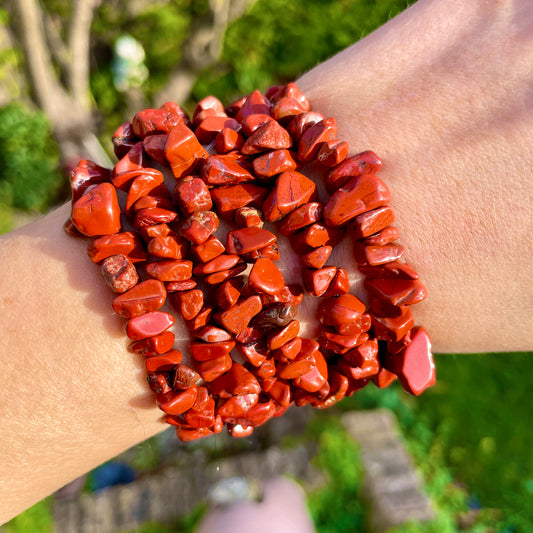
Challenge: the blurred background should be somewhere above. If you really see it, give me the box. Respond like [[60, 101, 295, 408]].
[[0, 1, 532, 532]]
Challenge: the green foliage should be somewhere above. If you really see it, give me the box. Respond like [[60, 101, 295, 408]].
[[306, 416, 366, 533], [0, 103, 63, 215], [192, 0, 414, 104], [3, 498, 53, 533]]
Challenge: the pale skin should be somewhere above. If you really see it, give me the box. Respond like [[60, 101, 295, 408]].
[[1, 0, 532, 524]]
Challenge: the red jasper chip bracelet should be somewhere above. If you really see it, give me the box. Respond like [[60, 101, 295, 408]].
[[66, 82, 436, 442]]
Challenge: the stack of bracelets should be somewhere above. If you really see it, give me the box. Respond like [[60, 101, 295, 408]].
[[66, 82, 436, 442]]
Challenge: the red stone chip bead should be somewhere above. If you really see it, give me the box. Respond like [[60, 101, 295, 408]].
[[129, 331, 175, 355], [101, 254, 139, 293], [326, 150, 382, 192], [145, 350, 183, 372], [126, 311, 175, 340], [157, 387, 198, 416], [71, 183, 121, 237], [112, 279, 166, 318], [165, 123, 208, 178], [70, 159, 112, 202]]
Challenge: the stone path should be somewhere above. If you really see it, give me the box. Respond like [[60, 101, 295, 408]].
[[6, 408, 435, 533], [341, 409, 435, 532]]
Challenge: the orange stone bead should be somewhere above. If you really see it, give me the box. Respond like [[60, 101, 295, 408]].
[[126, 311, 175, 340], [204, 263, 247, 285], [143, 134, 168, 165], [145, 350, 183, 372], [215, 127, 244, 153], [209, 362, 261, 398], [134, 207, 177, 228], [129, 330, 175, 355], [173, 364, 201, 390], [132, 108, 182, 138], [262, 171, 317, 222], [359, 260, 419, 280], [146, 259, 193, 282], [267, 320, 300, 350], [173, 289, 204, 320], [326, 150, 382, 192], [342, 339, 380, 379], [317, 139, 349, 167], [217, 393, 260, 419], [195, 354, 233, 382], [236, 89, 270, 120], [323, 174, 391, 227], [263, 378, 292, 407], [193, 254, 241, 276], [165, 123, 208, 178], [236, 339, 269, 367], [72, 183, 121, 237], [174, 177, 213, 214], [252, 149, 298, 178], [210, 183, 268, 218], [88, 232, 139, 263], [101, 254, 138, 293], [157, 387, 197, 415], [303, 266, 337, 297], [286, 111, 324, 142], [240, 113, 274, 136], [372, 307, 414, 342], [323, 267, 350, 296], [248, 258, 285, 295], [112, 279, 166, 318], [215, 295, 263, 334], [226, 226, 277, 254], [298, 117, 337, 163], [371, 367, 398, 389], [190, 340, 235, 361], [365, 278, 428, 306], [353, 206, 395, 239], [70, 159, 112, 202], [195, 116, 240, 143], [301, 246, 332, 269], [353, 242, 405, 266], [179, 210, 219, 245], [126, 170, 165, 211], [318, 294, 366, 326], [279, 202, 322, 236], [192, 235, 225, 263], [362, 226, 401, 246], [201, 153, 254, 186], [148, 235, 188, 259], [241, 120, 293, 155], [216, 277, 244, 310], [195, 325, 232, 343]]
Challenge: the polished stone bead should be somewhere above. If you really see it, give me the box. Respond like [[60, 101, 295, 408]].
[[201, 153, 254, 186], [146, 259, 193, 282], [205, 263, 247, 285], [143, 134, 168, 165], [72, 183, 121, 236], [234, 207, 264, 228], [260, 284, 303, 308], [133, 194, 174, 213], [226, 399, 277, 428], [113, 142, 145, 184], [217, 393, 260, 420], [362, 226, 401, 246], [193, 95, 226, 125], [215, 295, 263, 334], [125, 170, 165, 211], [323, 267, 350, 296], [371, 367, 398, 389], [353, 206, 395, 239], [353, 242, 405, 266], [112, 279, 166, 318], [276, 336, 302, 360], [192, 235, 226, 263], [226, 226, 277, 254], [185, 306, 213, 332], [210, 362, 261, 398], [359, 260, 420, 280], [173, 364, 201, 390], [317, 140, 349, 167], [319, 328, 367, 354], [160, 101, 189, 123], [262, 171, 317, 222], [365, 278, 428, 306], [165, 279, 198, 292], [148, 235, 188, 259], [195, 354, 233, 382], [129, 330, 175, 355], [88, 232, 138, 263], [190, 340, 235, 361], [270, 96, 306, 123], [193, 254, 241, 276], [267, 320, 300, 350], [140, 223, 171, 240], [215, 127, 244, 153], [253, 303, 297, 328], [240, 113, 274, 136], [145, 350, 183, 372], [326, 150, 382, 192], [263, 378, 292, 407], [173, 289, 204, 320], [146, 372, 172, 395], [195, 325, 232, 343], [286, 111, 325, 142], [174, 177, 213, 214], [211, 183, 268, 218], [126, 311, 175, 340], [318, 294, 366, 326], [195, 116, 240, 143], [177, 427, 214, 442], [252, 149, 298, 178], [165, 123, 208, 178], [297, 117, 337, 163], [323, 174, 391, 227], [303, 266, 336, 297], [134, 207, 177, 228], [157, 386, 197, 415], [112, 122, 138, 159], [293, 345, 328, 393], [236, 90, 270, 121], [70, 159, 112, 202], [342, 339, 380, 379], [248, 258, 285, 295], [387, 327, 435, 396], [277, 352, 314, 380], [132, 108, 182, 138], [312, 369, 350, 409], [179, 210, 219, 245], [335, 313, 372, 336], [236, 339, 269, 367], [372, 307, 414, 342], [216, 277, 244, 310], [278, 202, 322, 236], [241, 120, 293, 155], [101, 254, 138, 293], [301, 246, 332, 269]]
